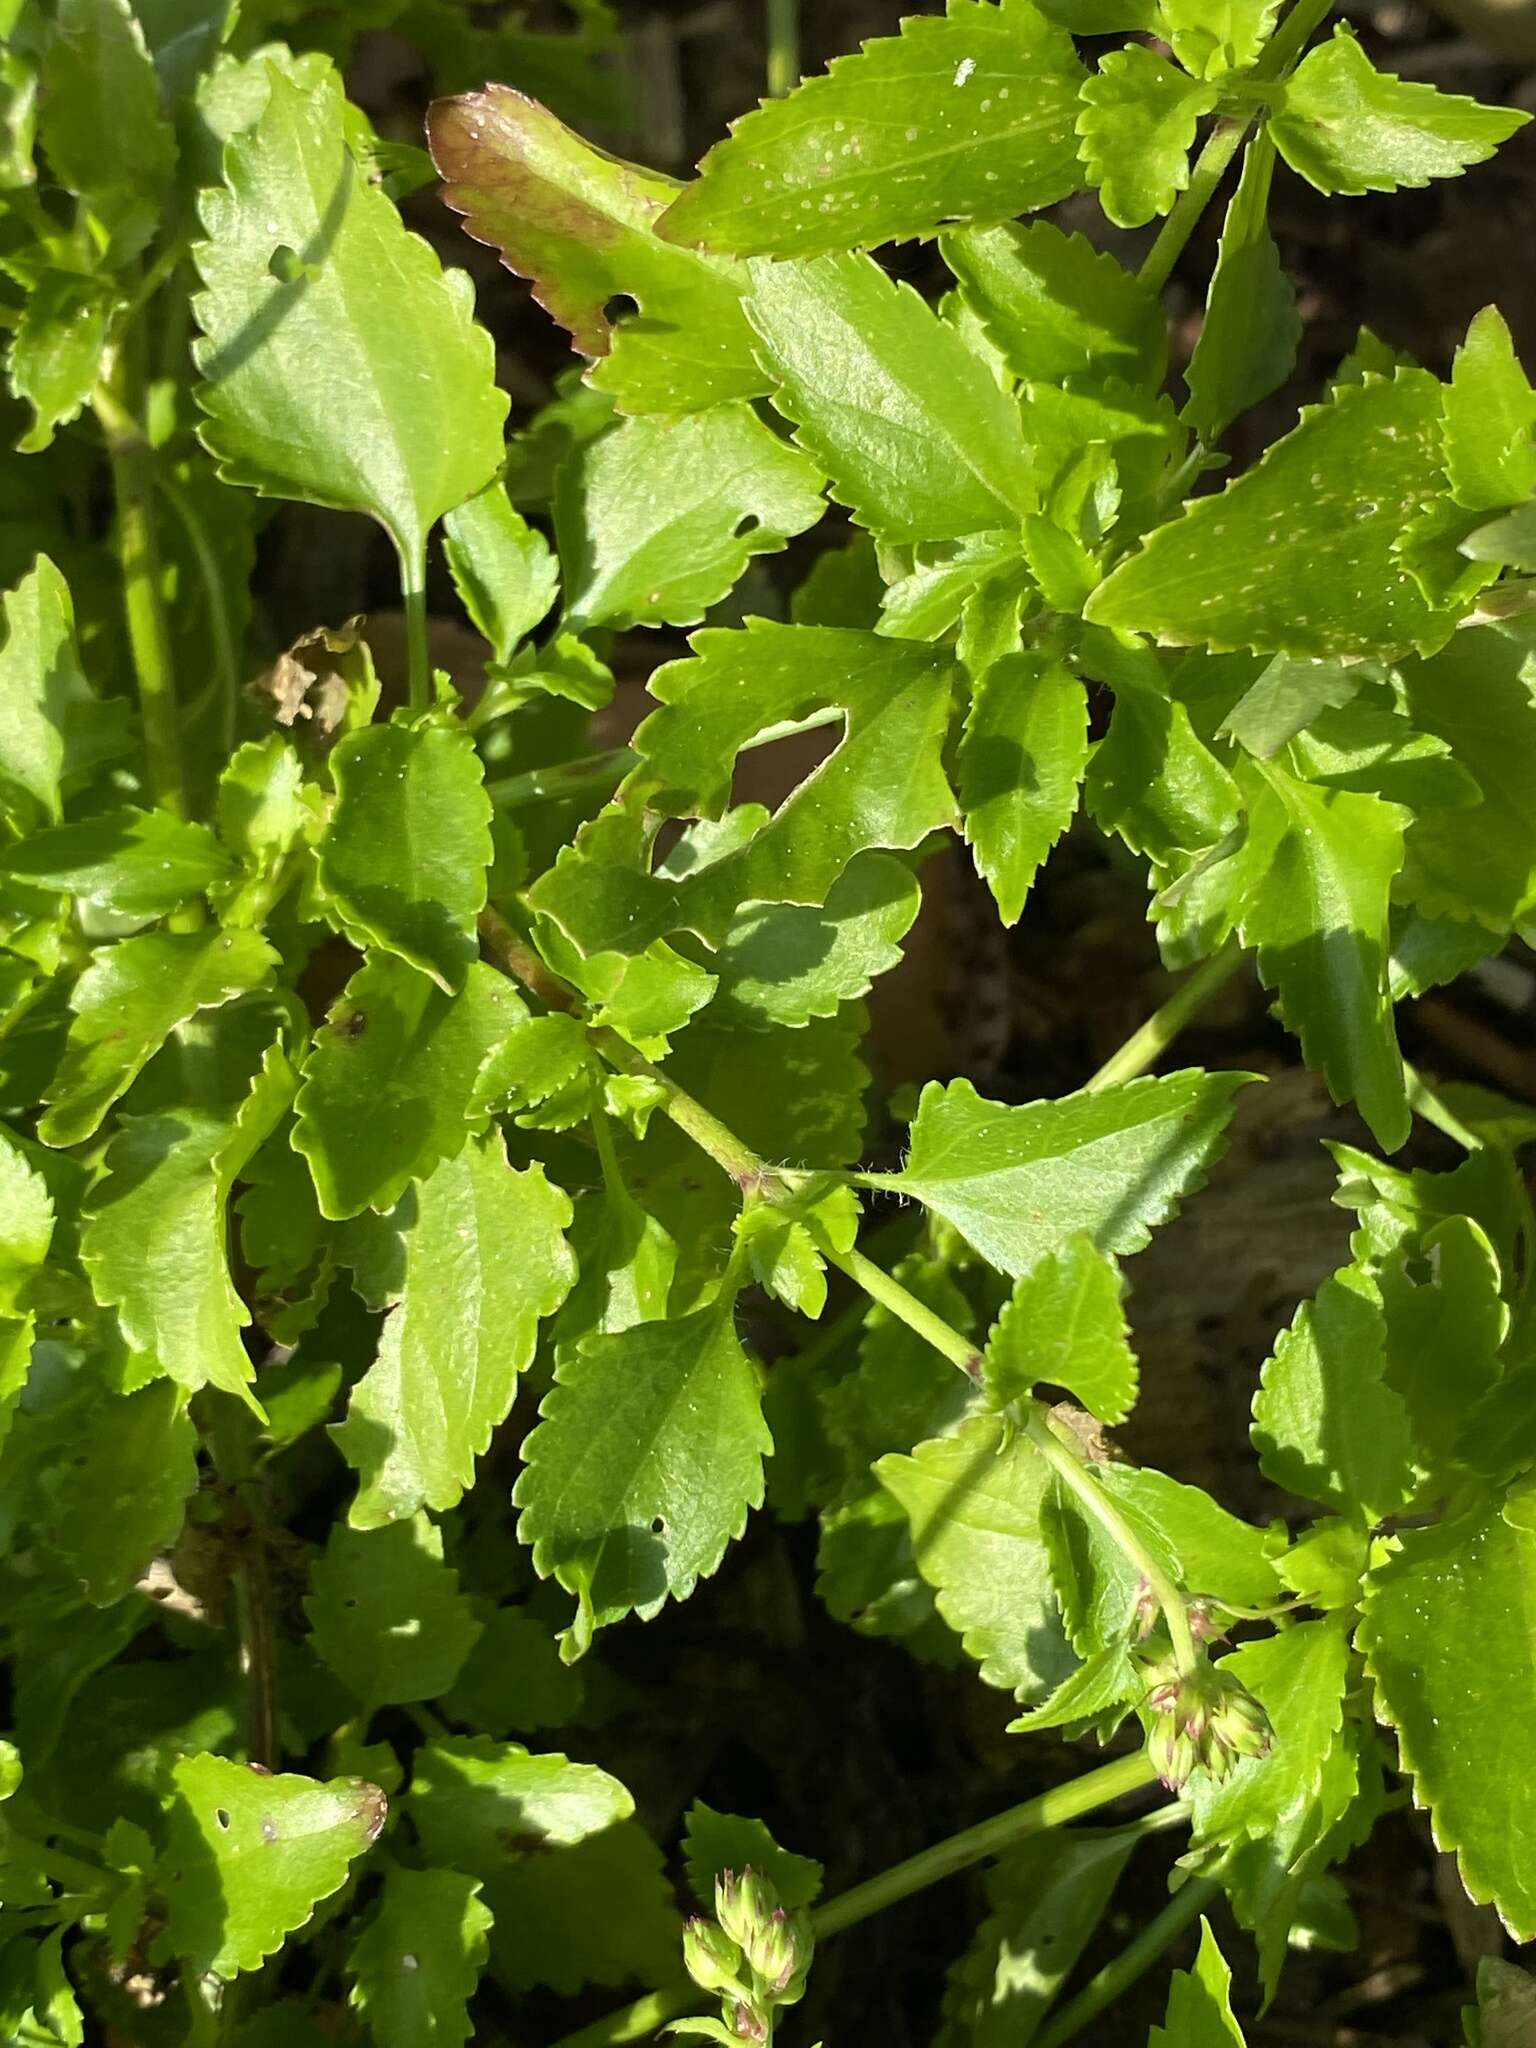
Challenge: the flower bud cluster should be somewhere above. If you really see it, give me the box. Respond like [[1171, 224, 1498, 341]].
[[679, 1866, 815, 2040], [1139, 1647, 1275, 1791]]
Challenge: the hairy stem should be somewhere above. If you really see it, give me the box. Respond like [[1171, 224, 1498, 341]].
[[766, 0, 800, 96], [1085, 940, 1244, 1093], [1033, 1872, 1223, 2048], [554, 1755, 1165, 2048], [92, 367, 185, 816]]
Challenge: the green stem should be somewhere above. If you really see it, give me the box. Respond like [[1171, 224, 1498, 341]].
[[486, 747, 637, 812], [1085, 940, 1244, 1093], [1139, 116, 1251, 295], [825, 1242, 981, 1376], [398, 545, 430, 713], [92, 367, 185, 816], [484, 708, 845, 815], [1027, 1413, 1199, 1677], [1138, 0, 1333, 294], [201, 1394, 279, 1771], [1032, 1873, 1223, 2048], [7, 1835, 110, 1897], [477, 911, 1195, 1652], [154, 468, 242, 754], [766, 0, 799, 95], [812, 1751, 1158, 1937], [554, 1756, 1164, 2048]]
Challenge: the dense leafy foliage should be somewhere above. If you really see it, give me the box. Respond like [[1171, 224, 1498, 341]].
[[1, 0, 1534, 2041]]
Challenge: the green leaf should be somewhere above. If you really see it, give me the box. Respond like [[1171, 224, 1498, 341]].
[[442, 480, 559, 665], [874, 1069, 1253, 1280], [516, 1297, 771, 1654], [81, 1039, 295, 1407], [0, 809, 233, 927], [1188, 1618, 1351, 1849], [656, 2, 1085, 258], [747, 253, 1037, 542], [193, 64, 506, 570], [935, 1829, 1137, 2047], [1398, 627, 1536, 931], [40, 928, 278, 1148], [1157, 0, 1279, 77], [318, 723, 492, 993], [1442, 306, 1536, 514], [1474, 1958, 1536, 2046], [1252, 1267, 1413, 1521], [8, 271, 115, 454], [0, 556, 126, 832], [1271, 31, 1528, 198], [348, 1864, 491, 2048], [38, 0, 174, 261], [681, 1802, 823, 1911], [1076, 47, 1218, 230], [556, 403, 824, 631], [294, 956, 523, 1220], [407, 1736, 632, 1878], [427, 85, 766, 415], [942, 219, 1167, 392], [441, 1606, 585, 1735], [984, 1234, 1137, 1425], [162, 1754, 386, 1978], [0, 1127, 51, 1413], [711, 851, 920, 1028], [876, 1415, 1071, 1699], [1380, 1215, 1505, 1483], [35, 1380, 198, 1607], [333, 1130, 574, 1528], [479, 1818, 678, 1996], [1462, 499, 1536, 572], [960, 651, 1088, 926], [469, 1011, 591, 1122], [1228, 754, 1409, 1149], [538, 622, 958, 955], [1184, 132, 1300, 444], [305, 1515, 481, 1707], [1085, 371, 1458, 659], [1359, 1500, 1536, 1939], [1219, 653, 1364, 758], [1150, 1920, 1246, 2047]]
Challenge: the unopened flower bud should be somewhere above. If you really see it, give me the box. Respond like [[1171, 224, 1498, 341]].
[[1187, 1598, 1227, 1645], [1148, 1715, 1198, 1791], [683, 1917, 744, 1996], [746, 1905, 813, 2001], [716, 1866, 780, 1953], [730, 2000, 769, 2042], [1210, 1678, 1274, 1765]]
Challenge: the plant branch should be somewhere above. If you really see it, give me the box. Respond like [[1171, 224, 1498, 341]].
[[554, 1754, 1166, 2048], [477, 908, 1198, 1655], [1085, 939, 1244, 1093], [92, 365, 185, 817], [398, 545, 431, 713], [1139, 0, 1334, 294], [154, 468, 242, 753], [200, 1394, 280, 1771], [1033, 1872, 1223, 2048]]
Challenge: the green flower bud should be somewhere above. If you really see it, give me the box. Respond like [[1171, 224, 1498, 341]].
[[746, 1905, 814, 2001], [1147, 1714, 1198, 1791], [730, 2000, 769, 2042], [1209, 1677, 1274, 1765], [683, 1917, 745, 1997], [716, 1866, 780, 1953]]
